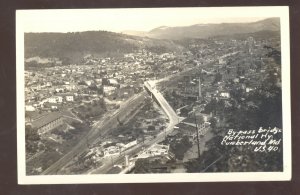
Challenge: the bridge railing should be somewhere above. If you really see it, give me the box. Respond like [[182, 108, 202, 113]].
[[144, 81, 178, 123]]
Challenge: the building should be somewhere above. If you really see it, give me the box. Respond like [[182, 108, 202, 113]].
[[46, 82, 52, 87], [85, 80, 93, 86], [65, 95, 74, 102], [55, 88, 64, 93], [31, 112, 64, 134], [219, 91, 230, 98], [108, 78, 119, 85], [55, 93, 74, 102], [148, 144, 169, 156], [25, 105, 35, 111], [137, 144, 170, 159], [103, 86, 116, 95], [103, 146, 120, 157], [246, 87, 254, 93], [48, 96, 63, 103], [122, 140, 138, 151]]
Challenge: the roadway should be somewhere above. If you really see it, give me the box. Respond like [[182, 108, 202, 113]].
[[91, 64, 213, 173], [42, 92, 147, 175], [145, 81, 178, 124], [42, 78, 180, 175], [90, 81, 180, 174]]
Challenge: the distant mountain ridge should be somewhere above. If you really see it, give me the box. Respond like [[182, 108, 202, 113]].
[[123, 18, 280, 40], [25, 18, 280, 64], [25, 31, 185, 63]]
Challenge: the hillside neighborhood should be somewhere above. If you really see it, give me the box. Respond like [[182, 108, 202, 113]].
[[24, 18, 283, 175]]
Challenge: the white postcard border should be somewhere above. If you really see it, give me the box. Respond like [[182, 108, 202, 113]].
[[16, 6, 291, 184]]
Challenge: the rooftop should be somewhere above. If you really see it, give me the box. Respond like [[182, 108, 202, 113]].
[[31, 112, 62, 130]]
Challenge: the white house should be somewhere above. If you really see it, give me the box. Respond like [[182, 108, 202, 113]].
[[108, 78, 118, 85], [65, 95, 74, 102], [46, 82, 52, 87], [233, 78, 240, 83], [246, 87, 254, 93], [25, 105, 35, 111], [65, 84, 76, 91], [85, 80, 93, 86], [220, 91, 230, 98], [219, 58, 226, 65], [147, 144, 169, 156], [103, 86, 116, 95], [55, 88, 64, 93], [48, 96, 63, 103]]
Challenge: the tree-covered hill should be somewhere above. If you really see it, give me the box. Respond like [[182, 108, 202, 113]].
[[25, 31, 184, 63], [125, 18, 280, 40]]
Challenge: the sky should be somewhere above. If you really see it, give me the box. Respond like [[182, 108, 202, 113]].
[[16, 7, 281, 33]]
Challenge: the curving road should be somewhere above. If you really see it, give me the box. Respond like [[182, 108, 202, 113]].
[[90, 81, 180, 174], [42, 79, 180, 175]]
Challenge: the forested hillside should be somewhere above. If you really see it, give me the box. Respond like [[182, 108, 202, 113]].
[[25, 31, 184, 64]]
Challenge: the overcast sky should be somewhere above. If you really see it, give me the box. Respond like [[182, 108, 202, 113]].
[[17, 7, 279, 33]]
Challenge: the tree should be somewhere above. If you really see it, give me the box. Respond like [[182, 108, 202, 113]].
[[88, 83, 97, 91], [237, 64, 242, 76], [213, 73, 222, 84], [170, 136, 193, 160], [148, 125, 155, 131], [61, 57, 71, 65], [196, 114, 204, 125], [229, 88, 244, 101], [97, 86, 104, 94], [209, 117, 217, 129], [184, 135, 228, 172], [180, 107, 189, 117], [102, 78, 109, 85], [25, 125, 40, 141], [25, 126, 40, 154], [204, 99, 217, 115]]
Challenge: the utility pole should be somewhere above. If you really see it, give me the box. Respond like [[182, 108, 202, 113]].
[[194, 112, 201, 159]]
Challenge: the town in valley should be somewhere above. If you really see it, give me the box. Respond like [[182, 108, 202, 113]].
[[24, 17, 283, 175]]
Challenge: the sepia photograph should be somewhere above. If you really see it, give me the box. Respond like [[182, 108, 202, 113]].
[[16, 6, 291, 184]]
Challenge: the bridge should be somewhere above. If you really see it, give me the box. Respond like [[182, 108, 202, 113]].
[[144, 80, 179, 127], [42, 80, 180, 175], [109, 81, 181, 174]]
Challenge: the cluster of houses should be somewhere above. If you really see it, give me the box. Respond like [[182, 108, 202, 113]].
[[25, 93, 74, 112], [136, 144, 170, 159], [24, 48, 195, 136], [174, 36, 280, 106], [84, 139, 139, 162], [25, 49, 182, 111]]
